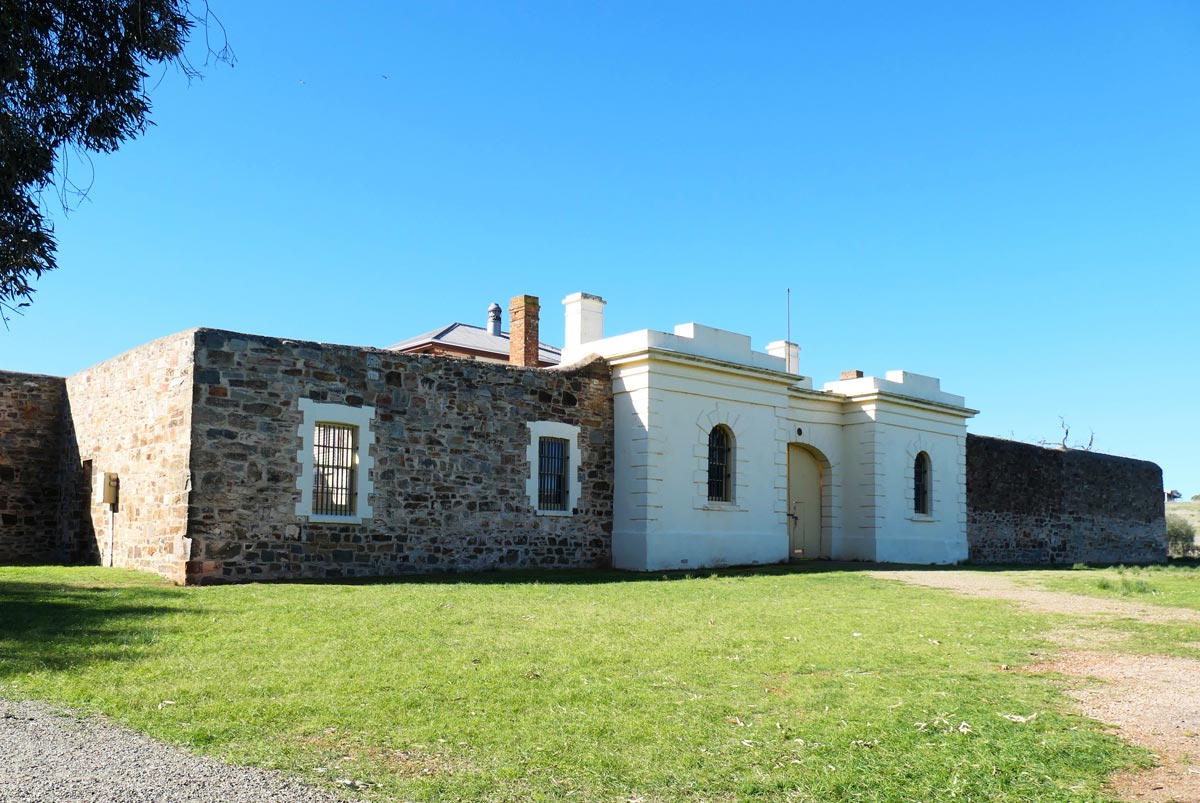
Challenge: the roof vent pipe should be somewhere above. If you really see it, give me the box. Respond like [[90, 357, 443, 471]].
[[487, 302, 502, 336]]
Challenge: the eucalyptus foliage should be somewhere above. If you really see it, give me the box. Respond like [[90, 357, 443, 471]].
[[0, 1, 228, 321]]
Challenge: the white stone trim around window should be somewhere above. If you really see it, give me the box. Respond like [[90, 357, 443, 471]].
[[904, 436, 938, 523], [691, 406, 749, 511], [526, 420, 583, 516], [296, 399, 375, 523]]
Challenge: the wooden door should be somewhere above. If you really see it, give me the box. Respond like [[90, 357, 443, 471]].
[[787, 445, 824, 559]]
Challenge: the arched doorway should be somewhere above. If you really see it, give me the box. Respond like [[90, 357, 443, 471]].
[[787, 444, 827, 559]]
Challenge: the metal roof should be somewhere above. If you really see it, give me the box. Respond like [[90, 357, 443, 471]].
[[386, 322, 562, 365]]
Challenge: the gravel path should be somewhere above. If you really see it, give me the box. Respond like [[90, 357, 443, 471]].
[[868, 568, 1200, 623], [0, 698, 348, 803], [872, 569, 1200, 803], [1029, 652, 1200, 803]]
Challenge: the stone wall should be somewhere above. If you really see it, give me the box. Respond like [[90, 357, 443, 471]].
[[58, 331, 196, 581], [186, 329, 614, 583], [967, 434, 1166, 565], [0, 371, 65, 562]]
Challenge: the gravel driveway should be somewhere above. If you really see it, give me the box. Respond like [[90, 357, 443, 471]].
[[0, 698, 347, 803]]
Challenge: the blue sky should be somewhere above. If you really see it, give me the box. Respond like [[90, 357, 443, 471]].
[[4, 2, 1198, 494]]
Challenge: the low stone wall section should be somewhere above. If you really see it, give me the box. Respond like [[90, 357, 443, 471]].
[[186, 329, 614, 583], [0, 372, 65, 562], [966, 434, 1166, 565]]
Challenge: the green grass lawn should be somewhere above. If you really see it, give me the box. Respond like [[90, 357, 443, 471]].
[[1037, 563, 1200, 612], [1006, 564, 1200, 659], [0, 566, 1145, 802]]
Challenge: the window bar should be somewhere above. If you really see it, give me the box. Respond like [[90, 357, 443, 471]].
[[914, 453, 929, 515], [538, 437, 569, 511], [708, 428, 730, 502], [313, 423, 357, 516]]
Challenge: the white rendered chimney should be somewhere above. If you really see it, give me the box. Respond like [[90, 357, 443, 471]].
[[563, 292, 606, 352], [766, 340, 801, 375]]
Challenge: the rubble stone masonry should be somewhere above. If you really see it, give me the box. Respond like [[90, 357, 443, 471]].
[[186, 329, 614, 584], [0, 372, 65, 562], [58, 331, 196, 582], [967, 434, 1166, 564], [9, 328, 1168, 582]]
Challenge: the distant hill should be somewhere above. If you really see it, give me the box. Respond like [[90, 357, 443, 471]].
[[1167, 500, 1200, 533]]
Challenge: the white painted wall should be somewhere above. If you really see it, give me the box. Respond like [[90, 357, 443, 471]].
[[869, 407, 969, 564], [581, 322, 838, 571], [610, 364, 655, 569], [561, 293, 976, 571], [837, 417, 881, 562], [609, 354, 797, 570], [826, 371, 974, 565]]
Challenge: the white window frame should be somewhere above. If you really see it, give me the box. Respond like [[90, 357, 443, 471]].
[[296, 399, 375, 523], [692, 406, 747, 511], [525, 421, 582, 516]]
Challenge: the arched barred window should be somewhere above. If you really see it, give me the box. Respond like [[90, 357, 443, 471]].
[[914, 451, 931, 515], [707, 426, 733, 503]]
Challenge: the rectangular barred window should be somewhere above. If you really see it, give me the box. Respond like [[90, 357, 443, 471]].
[[538, 437, 570, 512], [313, 423, 358, 516]]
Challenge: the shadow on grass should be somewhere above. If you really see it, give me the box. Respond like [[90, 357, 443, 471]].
[[0, 579, 187, 678], [235, 559, 1074, 589], [243, 562, 838, 588], [236, 556, 1190, 590]]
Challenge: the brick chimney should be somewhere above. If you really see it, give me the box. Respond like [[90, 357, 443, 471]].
[[509, 295, 541, 367]]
